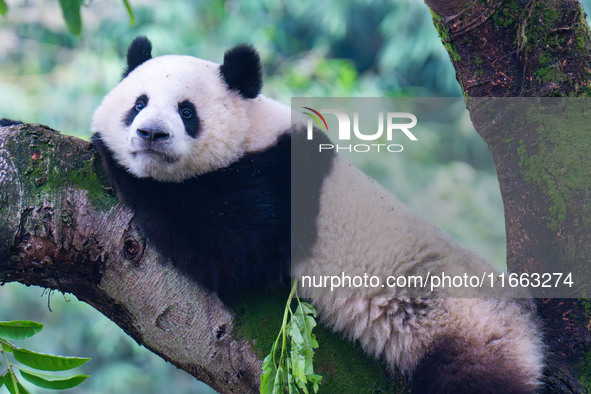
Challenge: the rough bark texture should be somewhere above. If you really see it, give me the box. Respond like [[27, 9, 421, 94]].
[[0, 124, 262, 393], [425, 0, 591, 391], [0, 124, 403, 393]]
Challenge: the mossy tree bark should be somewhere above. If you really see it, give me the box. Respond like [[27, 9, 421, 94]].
[[0, 124, 404, 393], [0, 124, 263, 393], [425, 0, 591, 392]]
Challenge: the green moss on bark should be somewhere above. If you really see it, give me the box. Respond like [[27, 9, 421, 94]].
[[516, 102, 591, 231], [234, 290, 409, 393], [492, 1, 519, 28], [515, 0, 591, 95], [6, 124, 117, 211], [431, 11, 462, 62]]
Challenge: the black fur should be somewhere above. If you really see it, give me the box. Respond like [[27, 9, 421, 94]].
[[124, 94, 148, 126], [412, 335, 537, 394], [92, 129, 335, 303], [93, 132, 290, 302], [123, 37, 153, 78], [220, 45, 263, 99], [178, 100, 200, 137], [0, 118, 23, 126], [291, 130, 335, 264]]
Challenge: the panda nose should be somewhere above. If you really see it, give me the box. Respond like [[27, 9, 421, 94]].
[[137, 128, 170, 142]]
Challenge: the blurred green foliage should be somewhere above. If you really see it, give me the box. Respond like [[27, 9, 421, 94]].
[[3, 0, 590, 392], [0, 0, 464, 134]]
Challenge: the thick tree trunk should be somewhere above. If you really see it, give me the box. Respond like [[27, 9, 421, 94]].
[[425, 0, 591, 391]]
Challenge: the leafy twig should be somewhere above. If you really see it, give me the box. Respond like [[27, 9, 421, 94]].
[[260, 280, 322, 393]]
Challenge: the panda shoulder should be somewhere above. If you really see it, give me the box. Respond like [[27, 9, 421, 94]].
[[245, 95, 292, 153]]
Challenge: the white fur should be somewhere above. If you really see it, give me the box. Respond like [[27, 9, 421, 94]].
[[292, 155, 544, 387], [91, 55, 288, 182], [245, 95, 291, 153]]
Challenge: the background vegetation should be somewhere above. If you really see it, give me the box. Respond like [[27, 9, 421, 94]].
[[2, 0, 590, 392]]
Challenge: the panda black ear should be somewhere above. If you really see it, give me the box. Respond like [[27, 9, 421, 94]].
[[122, 36, 152, 78], [220, 44, 263, 99]]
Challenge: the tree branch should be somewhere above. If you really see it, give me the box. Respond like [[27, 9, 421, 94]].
[[0, 124, 261, 393]]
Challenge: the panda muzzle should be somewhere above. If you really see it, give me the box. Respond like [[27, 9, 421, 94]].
[[137, 128, 170, 143]]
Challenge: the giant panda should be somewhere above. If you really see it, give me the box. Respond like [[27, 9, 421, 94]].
[[91, 37, 544, 393]]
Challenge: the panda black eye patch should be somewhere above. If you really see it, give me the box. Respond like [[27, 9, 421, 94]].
[[178, 100, 199, 138], [124, 94, 149, 126]]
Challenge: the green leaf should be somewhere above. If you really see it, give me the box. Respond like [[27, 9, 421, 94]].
[[4, 372, 30, 394], [13, 349, 90, 371], [0, 321, 43, 340], [290, 350, 308, 393], [3, 373, 15, 394], [286, 358, 298, 394], [121, 0, 135, 25], [273, 366, 285, 393], [0, 0, 7, 16], [309, 373, 322, 393], [260, 353, 276, 394], [303, 315, 319, 349], [299, 302, 317, 317], [58, 0, 82, 35], [0, 373, 4, 388], [2, 341, 15, 352], [287, 321, 304, 347], [19, 369, 89, 390]]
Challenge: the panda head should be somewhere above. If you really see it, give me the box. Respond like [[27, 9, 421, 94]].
[[91, 37, 266, 182]]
